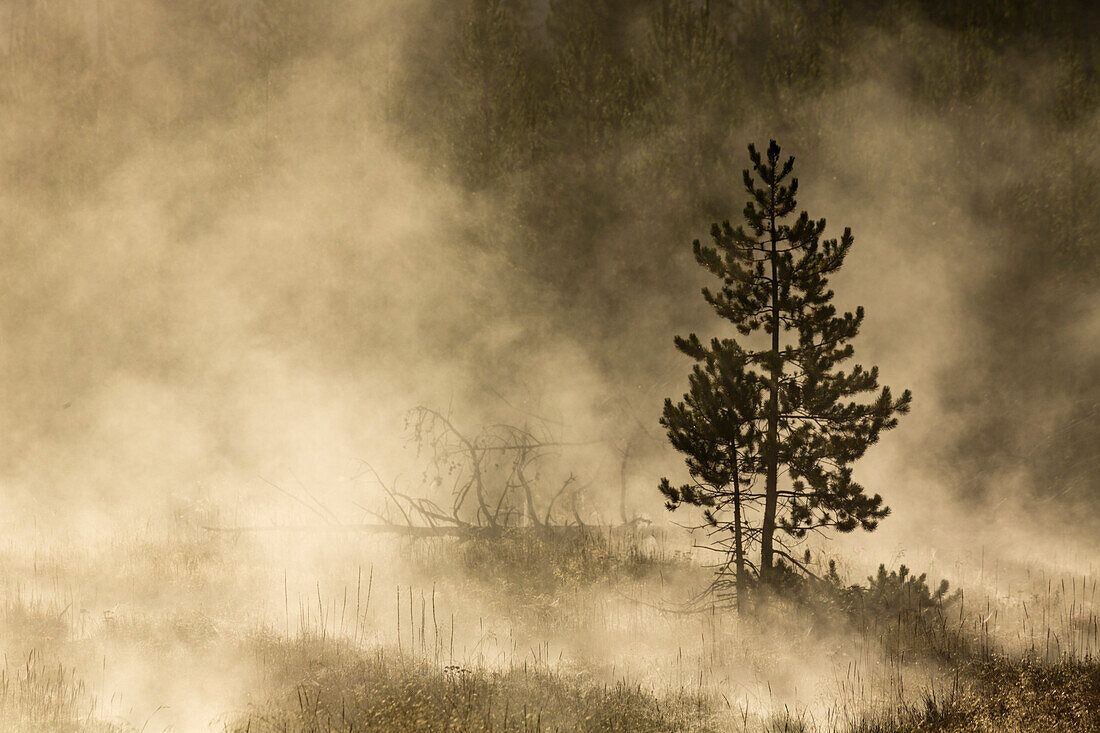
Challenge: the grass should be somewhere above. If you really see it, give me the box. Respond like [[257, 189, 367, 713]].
[[0, 649, 122, 733], [0, 518, 1097, 731], [849, 656, 1100, 732], [412, 526, 695, 594], [232, 634, 715, 732]]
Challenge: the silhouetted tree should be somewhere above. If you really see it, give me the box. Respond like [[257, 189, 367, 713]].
[[663, 141, 912, 585], [659, 338, 762, 613]]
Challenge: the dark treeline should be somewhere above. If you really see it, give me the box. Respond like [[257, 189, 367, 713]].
[[2, 0, 1096, 516], [392, 0, 1099, 514]]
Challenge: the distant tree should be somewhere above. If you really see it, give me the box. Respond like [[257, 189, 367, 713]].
[[447, 0, 542, 186], [644, 1, 738, 116], [661, 141, 911, 588], [546, 0, 638, 154]]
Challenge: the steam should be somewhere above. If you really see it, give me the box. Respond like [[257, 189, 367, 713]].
[[0, 2, 1094, 531], [0, 1, 1096, 729]]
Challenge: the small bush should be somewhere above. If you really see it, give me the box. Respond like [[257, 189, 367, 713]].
[[757, 559, 968, 661]]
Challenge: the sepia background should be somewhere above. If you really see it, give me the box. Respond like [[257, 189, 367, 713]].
[[0, 1, 1097, 730]]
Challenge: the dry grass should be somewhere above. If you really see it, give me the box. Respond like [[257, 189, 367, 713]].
[[0, 649, 122, 733], [849, 656, 1100, 732], [232, 633, 714, 732], [0, 518, 1097, 731]]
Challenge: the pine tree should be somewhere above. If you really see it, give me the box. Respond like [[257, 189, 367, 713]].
[[449, 0, 541, 186], [659, 337, 762, 613], [662, 140, 912, 586]]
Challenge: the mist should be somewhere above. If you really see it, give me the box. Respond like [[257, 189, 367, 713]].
[[0, 1, 1097, 730]]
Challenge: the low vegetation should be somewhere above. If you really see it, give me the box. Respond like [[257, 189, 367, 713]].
[[1, 522, 1096, 731], [0, 650, 120, 733], [234, 634, 713, 732], [852, 657, 1100, 733]]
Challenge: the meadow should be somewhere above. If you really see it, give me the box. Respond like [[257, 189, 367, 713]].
[[1, 1, 1096, 731], [1, 512, 1096, 731]]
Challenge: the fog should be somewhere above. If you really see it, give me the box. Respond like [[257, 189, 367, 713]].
[[0, 1, 1097, 730]]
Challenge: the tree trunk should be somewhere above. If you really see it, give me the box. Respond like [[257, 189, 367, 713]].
[[760, 193, 780, 581], [731, 450, 746, 616]]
